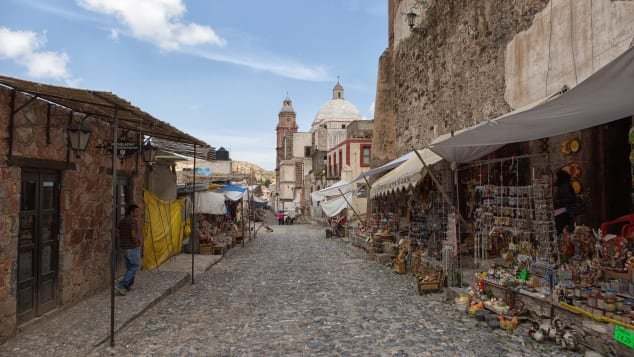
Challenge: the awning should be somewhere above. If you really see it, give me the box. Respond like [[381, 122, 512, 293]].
[[429, 46, 634, 163], [0, 75, 208, 146], [194, 191, 227, 215], [320, 191, 353, 218], [350, 151, 415, 183], [371, 148, 443, 198], [310, 180, 352, 204], [223, 190, 246, 202], [217, 184, 246, 193]]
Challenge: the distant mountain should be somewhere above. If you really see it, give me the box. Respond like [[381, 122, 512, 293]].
[[232, 161, 275, 183]]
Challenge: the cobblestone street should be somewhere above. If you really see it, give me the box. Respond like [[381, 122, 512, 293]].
[[87, 222, 580, 357]]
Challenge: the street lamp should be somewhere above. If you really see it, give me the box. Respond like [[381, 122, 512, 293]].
[[142, 140, 158, 164], [406, 11, 426, 35], [67, 121, 92, 153]]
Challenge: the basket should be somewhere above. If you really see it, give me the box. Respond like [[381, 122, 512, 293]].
[[199, 243, 213, 255]]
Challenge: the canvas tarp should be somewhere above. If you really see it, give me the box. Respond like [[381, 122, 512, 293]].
[[350, 151, 415, 183], [429, 46, 634, 163], [143, 190, 184, 271], [320, 191, 353, 218], [223, 190, 247, 202], [310, 180, 352, 204], [371, 148, 443, 198], [195, 191, 227, 215]]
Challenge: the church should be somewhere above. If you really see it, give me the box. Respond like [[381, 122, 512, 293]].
[[274, 80, 372, 218]]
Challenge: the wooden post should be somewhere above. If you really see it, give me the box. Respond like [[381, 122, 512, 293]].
[[413, 149, 467, 225], [337, 188, 364, 224]]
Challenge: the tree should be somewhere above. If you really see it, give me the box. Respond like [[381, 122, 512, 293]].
[[263, 179, 271, 187]]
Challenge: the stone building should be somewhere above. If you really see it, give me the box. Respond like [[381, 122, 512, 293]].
[[274, 97, 299, 210], [373, 0, 634, 224], [273, 81, 369, 214], [0, 76, 206, 342], [308, 81, 364, 192]]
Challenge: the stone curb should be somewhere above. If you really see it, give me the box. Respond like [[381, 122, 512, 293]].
[[92, 254, 225, 351], [91, 272, 190, 351]]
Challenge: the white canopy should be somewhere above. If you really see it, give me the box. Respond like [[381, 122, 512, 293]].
[[350, 151, 415, 183], [195, 191, 227, 215], [224, 190, 246, 202], [320, 191, 353, 218], [310, 180, 352, 205], [371, 148, 443, 198], [429, 46, 634, 163]]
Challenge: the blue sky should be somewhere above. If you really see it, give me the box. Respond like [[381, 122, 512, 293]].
[[0, 0, 387, 170]]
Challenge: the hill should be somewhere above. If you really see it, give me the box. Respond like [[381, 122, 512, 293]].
[[232, 161, 276, 184]]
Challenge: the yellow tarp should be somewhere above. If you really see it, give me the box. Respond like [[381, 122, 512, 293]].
[[143, 190, 184, 270]]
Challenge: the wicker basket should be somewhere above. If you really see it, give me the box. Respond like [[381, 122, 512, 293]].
[[199, 243, 213, 255]]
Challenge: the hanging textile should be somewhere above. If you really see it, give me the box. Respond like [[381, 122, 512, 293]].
[[143, 190, 185, 270]]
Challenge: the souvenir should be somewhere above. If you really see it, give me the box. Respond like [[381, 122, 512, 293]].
[[569, 139, 581, 153], [561, 141, 571, 155], [562, 166, 572, 175], [571, 180, 582, 194], [569, 163, 582, 178]]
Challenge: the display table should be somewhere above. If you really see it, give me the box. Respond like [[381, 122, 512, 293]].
[[482, 278, 633, 354]]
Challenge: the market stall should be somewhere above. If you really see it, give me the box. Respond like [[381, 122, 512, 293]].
[[432, 47, 634, 354]]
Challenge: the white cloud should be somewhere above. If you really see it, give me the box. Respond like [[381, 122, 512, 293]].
[[25, 51, 71, 78], [76, 0, 226, 51], [0, 27, 75, 84], [110, 28, 119, 40], [189, 48, 330, 82], [368, 100, 375, 118], [0, 27, 41, 58]]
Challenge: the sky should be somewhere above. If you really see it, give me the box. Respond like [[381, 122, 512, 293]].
[[0, 0, 388, 170]]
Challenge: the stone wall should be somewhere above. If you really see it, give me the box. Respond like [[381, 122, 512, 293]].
[[372, 0, 634, 163], [0, 87, 144, 342]]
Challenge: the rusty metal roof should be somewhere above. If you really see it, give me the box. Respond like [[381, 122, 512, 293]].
[[0, 75, 209, 147]]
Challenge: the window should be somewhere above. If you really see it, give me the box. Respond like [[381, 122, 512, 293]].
[[304, 146, 311, 157], [361, 145, 371, 167], [341, 124, 346, 129]]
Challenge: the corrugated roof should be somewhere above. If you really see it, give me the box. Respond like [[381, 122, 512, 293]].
[[0, 75, 209, 146]]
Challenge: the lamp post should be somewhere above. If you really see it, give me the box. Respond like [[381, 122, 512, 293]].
[[67, 121, 92, 155], [142, 140, 158, 164], [405, 11, 426, 35]]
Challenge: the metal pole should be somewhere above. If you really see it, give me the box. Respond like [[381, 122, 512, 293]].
[[363, 176, 372, 226], [191, 144, 197, 284], [337, 188, 363, 224], [109, 107, 118, 347], [241, 194, 245, 247], [453, 166, 462, 286], [413, 149, 467, 225]]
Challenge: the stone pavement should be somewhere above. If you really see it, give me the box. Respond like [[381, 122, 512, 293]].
[[0, 253, 223, 356], [83, 223, 582, 357]]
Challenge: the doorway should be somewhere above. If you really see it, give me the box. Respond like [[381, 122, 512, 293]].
[[17, 170, 60, 325]]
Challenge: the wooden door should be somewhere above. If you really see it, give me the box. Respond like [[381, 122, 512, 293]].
[[17, 170, 59, 324]]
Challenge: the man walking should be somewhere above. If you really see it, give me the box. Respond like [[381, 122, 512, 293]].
[[116, 204, 142, 296]]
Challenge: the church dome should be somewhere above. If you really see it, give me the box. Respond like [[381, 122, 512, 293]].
[[311, 80, 362, 128], [312, 100, 362, 127]]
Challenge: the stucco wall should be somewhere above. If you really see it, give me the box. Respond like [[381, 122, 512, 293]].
[[292, 132, 312, 158], [148, 163, 177, 200], [0, 87, 143, 342]]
